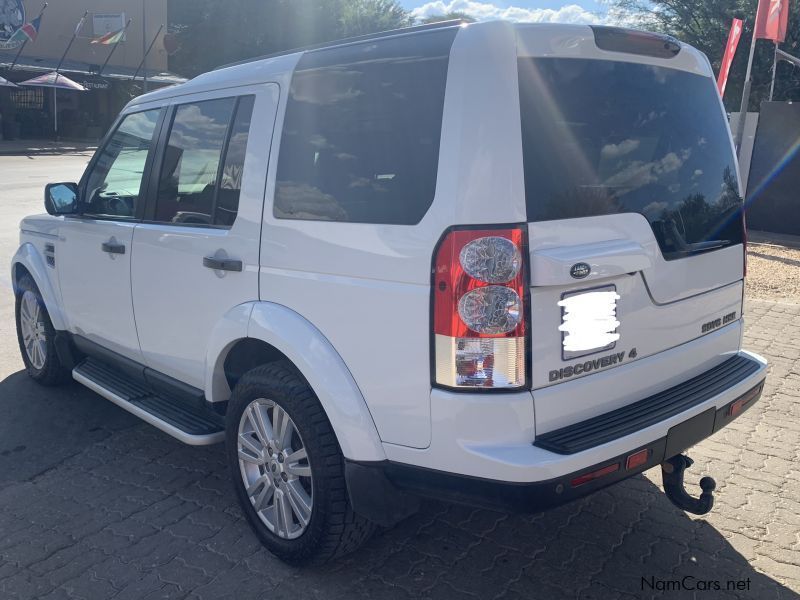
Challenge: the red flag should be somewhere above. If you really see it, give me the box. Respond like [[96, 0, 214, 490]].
[[718, 18, 744, 96], [755, 0, 790, 42]]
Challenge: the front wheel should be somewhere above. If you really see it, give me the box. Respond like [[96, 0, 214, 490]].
[[15, 274, 71, 385], [225, 361, 374, 565]]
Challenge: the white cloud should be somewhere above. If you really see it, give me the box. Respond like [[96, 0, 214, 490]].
[[411, 0, 608, 25], [601, 139, 640, 161]]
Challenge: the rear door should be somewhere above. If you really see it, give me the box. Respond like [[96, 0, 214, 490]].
[[129, 85, 277, 390], [516, 27, 746, 432]]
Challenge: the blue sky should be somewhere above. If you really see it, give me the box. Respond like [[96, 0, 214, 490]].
[[399, 0, 610, 24]]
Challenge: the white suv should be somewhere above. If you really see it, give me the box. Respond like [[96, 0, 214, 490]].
[[12, 21, 768, 564]]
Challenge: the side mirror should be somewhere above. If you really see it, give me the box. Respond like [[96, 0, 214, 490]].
[[44, 182, 79, 215]]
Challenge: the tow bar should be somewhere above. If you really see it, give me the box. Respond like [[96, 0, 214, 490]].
[[661, 454, 716, 515]]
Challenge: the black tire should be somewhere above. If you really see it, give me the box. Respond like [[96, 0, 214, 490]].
[[225, 361, 375, 565], [15, 274, 71, 386]]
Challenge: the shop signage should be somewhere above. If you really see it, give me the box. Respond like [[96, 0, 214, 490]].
[[80, 76, 110, 90], [93, 13, 126, 41]]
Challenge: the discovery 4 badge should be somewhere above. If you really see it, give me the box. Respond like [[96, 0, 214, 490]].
[[549, 348, 638, 382]]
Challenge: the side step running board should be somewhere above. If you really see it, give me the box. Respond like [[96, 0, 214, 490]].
[[73, 358, 225, 445]]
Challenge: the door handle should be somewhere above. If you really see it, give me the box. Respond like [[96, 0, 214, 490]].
[[203, 256, 242, 272], [101, 241, 126, 254]]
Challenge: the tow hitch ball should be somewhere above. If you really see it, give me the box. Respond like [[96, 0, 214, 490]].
[[661, 454, 716, 515]]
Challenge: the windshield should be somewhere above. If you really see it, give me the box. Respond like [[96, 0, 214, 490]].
[[518, 57, 744, 260]]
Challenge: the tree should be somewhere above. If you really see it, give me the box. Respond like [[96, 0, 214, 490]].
[[339, 0, 412, 36], [609, 0, 800, 111], [420, 11, 477, 24], [169, 0, 411, 77]]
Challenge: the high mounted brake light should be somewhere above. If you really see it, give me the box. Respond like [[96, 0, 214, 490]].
[[590, 26, 681, 59], [432, 226, 529, 390]]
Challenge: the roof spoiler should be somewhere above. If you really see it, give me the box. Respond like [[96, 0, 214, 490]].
[[590, 26, 681, 59]]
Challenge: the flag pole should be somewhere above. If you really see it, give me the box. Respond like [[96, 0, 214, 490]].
[[733, 16, 759, 156], [769, 41, 778, 100], [98, 18, 132, 76], [51, 10, 87, 139], [9, 2, 47, 71], [131, 24, 163, 86]]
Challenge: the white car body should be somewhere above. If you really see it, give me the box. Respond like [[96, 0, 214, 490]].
[[13, 21, 767, 519]]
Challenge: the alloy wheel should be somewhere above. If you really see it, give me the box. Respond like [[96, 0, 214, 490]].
[[19, 290, 47, 370], [237, 398, 314, 539]]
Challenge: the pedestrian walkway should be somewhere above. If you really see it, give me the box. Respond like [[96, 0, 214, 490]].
[[0, 139, 96, 156]]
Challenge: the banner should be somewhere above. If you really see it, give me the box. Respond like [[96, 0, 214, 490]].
[[755, 0, 790, 42], [718, 18, 744, 96]]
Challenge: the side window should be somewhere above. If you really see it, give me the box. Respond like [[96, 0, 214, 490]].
[[153, 96, 255, 227], [155, 98, 236, 226], [216, 96, 255, 226], [84, 109, 161, 219], [274, 29, 457, 225]]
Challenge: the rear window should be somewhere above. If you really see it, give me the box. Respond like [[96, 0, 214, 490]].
[[274, 29, 457, 225], [518, 58, 744, 260]]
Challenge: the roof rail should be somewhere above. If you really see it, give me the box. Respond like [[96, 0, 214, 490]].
[[213, 19, 467, 71]]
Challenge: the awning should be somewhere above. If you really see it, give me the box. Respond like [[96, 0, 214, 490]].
[[0, 51, 186, 86]]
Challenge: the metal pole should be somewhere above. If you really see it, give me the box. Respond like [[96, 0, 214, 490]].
[[734, 19, 759, 156], [131, 24, 162, 86], [142, 0, 148, 93], [9, 39, 29, 72], [777, 48, 800, 67], [51, 10, 86, 140], [769, 41, 778, 101], [55, 10, 88, 86], [53, 87, 57, 137], [99, 18, 132, 76]]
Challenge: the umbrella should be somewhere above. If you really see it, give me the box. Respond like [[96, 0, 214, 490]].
[[19, 71, 87, 91], [18, 71, 87, 137], [0, 76, 18, 88]]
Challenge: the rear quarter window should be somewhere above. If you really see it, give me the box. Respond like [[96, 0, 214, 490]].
[[518, 58, 744, 260], [274, 29, 457, 225]]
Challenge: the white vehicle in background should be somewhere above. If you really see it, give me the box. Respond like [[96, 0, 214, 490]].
[[12, 20, 767, 565]]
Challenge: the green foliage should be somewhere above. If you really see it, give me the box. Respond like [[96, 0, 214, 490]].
[[168, 0, 412, 77], [610, 0, 800, 111], [420, 11, 477, 24]]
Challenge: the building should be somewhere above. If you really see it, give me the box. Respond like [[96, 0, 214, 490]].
[[0, 0, 185, 140]]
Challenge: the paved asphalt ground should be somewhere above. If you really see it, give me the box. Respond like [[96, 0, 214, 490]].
[[0, 152, 798, 600]]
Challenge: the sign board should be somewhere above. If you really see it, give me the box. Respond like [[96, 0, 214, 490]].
[[92, 13, 126, 40], [80, 77, 110, 90], [0, 0, 25, 50]]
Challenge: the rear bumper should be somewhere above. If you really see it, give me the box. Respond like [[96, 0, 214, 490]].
[[383, 349, 767, 483], [348, 369, 765, 517]]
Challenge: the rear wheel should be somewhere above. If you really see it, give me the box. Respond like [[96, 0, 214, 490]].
[[15, 275, 70, 385], [225, 361, 374, 565]]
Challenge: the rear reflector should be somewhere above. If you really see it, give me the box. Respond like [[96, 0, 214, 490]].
[[625, 449, 650, 470], [570, 462, 619, 487], [728, 383, 762, 417]]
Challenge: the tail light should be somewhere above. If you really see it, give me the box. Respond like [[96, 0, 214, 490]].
[[432, 226, 529, 390]]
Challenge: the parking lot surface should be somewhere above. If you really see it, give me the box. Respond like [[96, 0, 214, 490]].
[[1, 154, 798, 599]]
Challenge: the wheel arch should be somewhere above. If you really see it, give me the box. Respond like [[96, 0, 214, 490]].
[[11, 243, 66, 330], [206, 302, 386, 462]]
